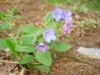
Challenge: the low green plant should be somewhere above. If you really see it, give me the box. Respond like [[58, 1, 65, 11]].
[[80, 19, 90, 25], [0, 8, 72, 73], [45, 0, 100, 14], [84, 0, 100, 11], [0, 8, 18, 32], [45, 0, 75, 4]]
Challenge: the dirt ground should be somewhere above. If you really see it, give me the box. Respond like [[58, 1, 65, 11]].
[[0, 0, 100, 75]]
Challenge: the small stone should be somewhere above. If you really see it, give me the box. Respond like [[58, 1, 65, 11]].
[[77, 47, 100, 59]]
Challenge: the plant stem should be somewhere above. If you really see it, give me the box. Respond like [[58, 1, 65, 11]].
[[3, 15, 23, 60]]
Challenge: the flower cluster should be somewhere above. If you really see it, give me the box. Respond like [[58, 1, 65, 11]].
[[33, 8, 72, 52], [35, 28, 56, 52], [52, 8, 72, 34]]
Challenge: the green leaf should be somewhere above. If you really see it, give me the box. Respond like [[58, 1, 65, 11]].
[[47, 41, 54, 49], [35, 51, 52, 66], [0, 12, 6, 20], [42, 12, 53, 26], [0, 22, 9, 29], [36, 65, 50, 74], [4, 38, 17, 54], [20, 35, 34, 44], [16, 45, 36, 53], [18, 54, 34, 64], [10, 53, 16, 59], [27, 64, 34, 69], [54, 42, 71, 52], [17, 25, 41, 34], [52, 26, 59, 39], [20, 29, 42, 44], [11, 7, 17, 15], [0, 39, 8, 49], [55, 20, 63, 27]]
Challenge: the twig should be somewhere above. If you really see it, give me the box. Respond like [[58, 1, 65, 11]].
[[0, 60, 40, 64], [66, 55, 100, 69], [0, 60, 18, 64]]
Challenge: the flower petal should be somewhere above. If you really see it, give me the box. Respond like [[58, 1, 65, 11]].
[[65, 17, 72, 23], [52, 8, 63, 22], [36, 42, 48, 52], [43, 28, 56, 43], [51, 35, 56, 41]]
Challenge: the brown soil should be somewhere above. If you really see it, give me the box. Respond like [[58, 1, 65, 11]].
[[0, 0, 100, 75]]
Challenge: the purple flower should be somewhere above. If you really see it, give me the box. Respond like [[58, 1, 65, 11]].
[[52, 8, 63, 22], [62, 10, 72, 23], [36, 42, 48, 52], [43, 28, 56, 43], [62, 23, 72, 34]]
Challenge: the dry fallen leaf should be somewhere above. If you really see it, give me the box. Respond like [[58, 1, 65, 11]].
[[75, 15, 81, 20]]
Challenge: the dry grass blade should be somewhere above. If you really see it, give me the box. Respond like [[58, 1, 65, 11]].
[[19, 67, 25, 75]]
